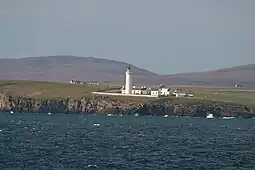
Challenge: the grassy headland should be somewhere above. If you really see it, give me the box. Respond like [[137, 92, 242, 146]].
[[0, 80, 255, 106], [174, 85, 255, 106], [0, 80, 255, 117], [0, 80, 111, 100], [0, 80, 156, 103]]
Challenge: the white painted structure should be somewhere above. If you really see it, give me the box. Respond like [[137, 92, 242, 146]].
[[159, 87, 171, 96], [132, 86, 149, 95], [121, 87, 126, 94], [93, 66, 197, 98], [92, 92, 158, 98], [151, 90, 159, 97], [188, 94, 194, 97], [125, 66, 132, 94], [132, 89, 142, 94], [175, 93, 187, 97]]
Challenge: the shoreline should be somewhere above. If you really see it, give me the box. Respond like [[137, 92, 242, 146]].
[[1, 112, 249, 120], [1, 93, 255, 118]]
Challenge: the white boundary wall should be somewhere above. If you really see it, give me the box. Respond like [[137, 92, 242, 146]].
[[92, 92, 158, 98]]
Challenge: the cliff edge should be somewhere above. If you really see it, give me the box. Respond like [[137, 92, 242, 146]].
[[0, 93, 254, 118], [0, 80, 254, 118]]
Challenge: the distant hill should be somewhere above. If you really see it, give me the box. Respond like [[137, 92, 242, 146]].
[[162, 64, 255, 87], [0, 56, 255, 87], [0, 55, 157, 84]]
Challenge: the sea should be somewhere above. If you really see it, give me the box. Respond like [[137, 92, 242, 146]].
[[0, 113, 255, 170]]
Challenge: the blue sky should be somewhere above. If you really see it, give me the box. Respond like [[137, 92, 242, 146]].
[[0, 0, 254, 74]]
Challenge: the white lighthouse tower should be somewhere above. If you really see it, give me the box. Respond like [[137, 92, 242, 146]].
[[125, 66, 132, 94]]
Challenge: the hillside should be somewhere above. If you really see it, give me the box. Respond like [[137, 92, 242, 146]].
[[0, 56, 255, 87], [164, 64, 255, 87], [0, 55, 157, 84]]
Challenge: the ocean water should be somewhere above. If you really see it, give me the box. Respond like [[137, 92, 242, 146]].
[[0, 113, 255, 170]]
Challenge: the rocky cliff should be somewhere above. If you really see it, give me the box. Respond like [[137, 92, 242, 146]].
[[0, 93, 254, 118]]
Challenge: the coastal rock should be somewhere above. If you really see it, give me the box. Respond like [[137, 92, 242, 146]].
[[0, 93, 11, 111], [0, 93, 254, 118]]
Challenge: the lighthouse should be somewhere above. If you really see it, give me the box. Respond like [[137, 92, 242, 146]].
[[125, 66, 132, 94]]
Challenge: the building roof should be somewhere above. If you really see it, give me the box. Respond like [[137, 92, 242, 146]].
[[121, 87, 148, 90], [89, 81, 99, 83], [133, 87, 147, 90], [159, 84, 166, 88]]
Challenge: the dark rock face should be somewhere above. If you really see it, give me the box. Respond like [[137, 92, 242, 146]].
[[135, 103, 254, 118], [0, 93, 254, 118]]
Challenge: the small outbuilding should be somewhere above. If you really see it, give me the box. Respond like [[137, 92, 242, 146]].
[[150, 89, 160, 97]]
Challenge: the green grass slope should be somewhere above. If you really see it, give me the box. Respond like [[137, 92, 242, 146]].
[[0, 80, 255, 106], [0, 80, 116, 100]]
